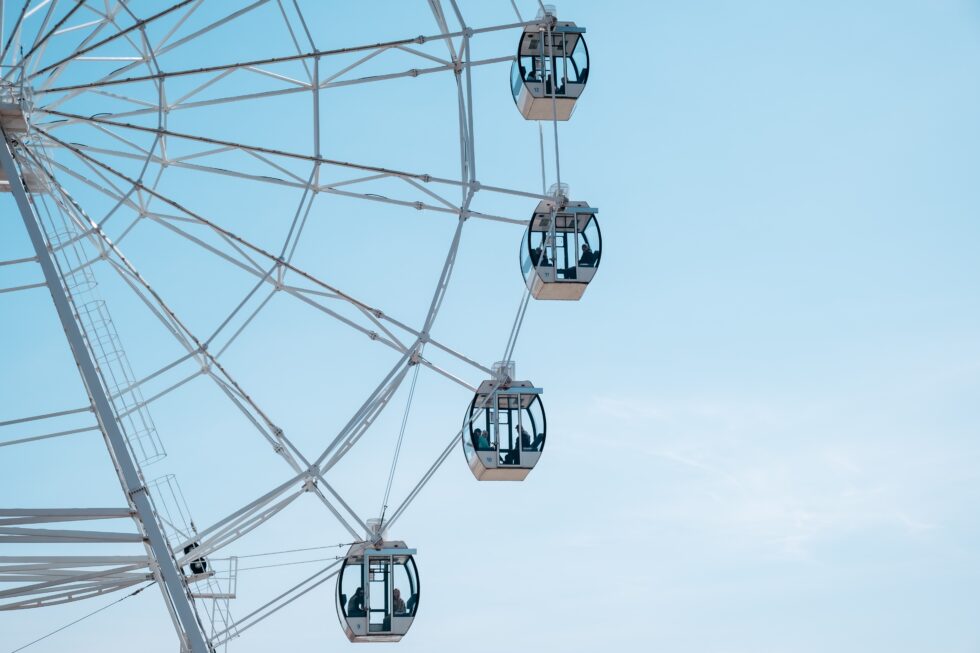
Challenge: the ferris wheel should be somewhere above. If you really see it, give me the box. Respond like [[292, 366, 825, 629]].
[[0, 1, 598, 650]]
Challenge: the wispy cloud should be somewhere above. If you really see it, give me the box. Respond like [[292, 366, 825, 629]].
[[570, 392, 962, 557]]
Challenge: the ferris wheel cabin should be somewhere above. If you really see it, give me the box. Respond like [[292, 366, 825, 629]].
[[522, 199, 600, 300], [510, 17, 589, 121], [462, 379, 546, 481], [336, 540, 419, 642]]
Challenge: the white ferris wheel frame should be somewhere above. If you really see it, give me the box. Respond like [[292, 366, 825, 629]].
[[0, 1, 572, 651]]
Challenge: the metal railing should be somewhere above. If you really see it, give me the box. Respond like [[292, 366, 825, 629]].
[[38, 195, 166, 465], [149, 475, 239, 649]]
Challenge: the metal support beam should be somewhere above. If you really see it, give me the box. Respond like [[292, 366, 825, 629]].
[[0, 129, 212, 653]]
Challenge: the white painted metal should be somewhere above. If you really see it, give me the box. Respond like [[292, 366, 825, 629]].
[[336, 541, 419, 643], [522, 198, 601, 300], [511, 17, 588, 121], [0, 1, 595, 647], [462, 379, 546, 481], [0, 126, 211, 651]]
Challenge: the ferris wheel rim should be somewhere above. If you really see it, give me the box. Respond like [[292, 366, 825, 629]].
[[0, 1, 585, 649]]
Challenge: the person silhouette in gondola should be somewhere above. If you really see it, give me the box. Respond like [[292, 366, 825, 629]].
[[520, 426, 544, 452], [473, 428, 491, 450], [347, 587, 365, 617], [531, 245, 550, 268]]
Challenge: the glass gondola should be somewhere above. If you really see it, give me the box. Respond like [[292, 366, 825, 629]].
[[462, 370, 546, 481], [336, 539, 419, 642], [510, 8, 589, 121], [521, 198, 600, 300]]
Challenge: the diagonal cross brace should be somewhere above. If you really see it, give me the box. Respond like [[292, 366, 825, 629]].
[[0, 129, 212, 653]]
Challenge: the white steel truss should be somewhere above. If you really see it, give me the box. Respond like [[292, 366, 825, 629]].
[[0, 1, 569, 649]]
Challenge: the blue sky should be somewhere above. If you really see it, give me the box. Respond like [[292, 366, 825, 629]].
[[2, 1, 980, 652]]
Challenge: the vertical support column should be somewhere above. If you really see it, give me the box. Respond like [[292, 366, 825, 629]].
[[0, 129, 211, 652]]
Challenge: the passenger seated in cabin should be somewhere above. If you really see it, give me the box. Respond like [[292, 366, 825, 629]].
[[530, 246, 550, 268], [347, 586, 366, 617], [561, 243, 598, 280], [393, 588, 406, 615], [528, 59, 543, 82], [520, 426, 544, 452], [473, 428, 491, 451], [578, 243, 597, 267], [407, 593, 418, 614], [502, 447, 519, 465], [183, 542, 208, 575]]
